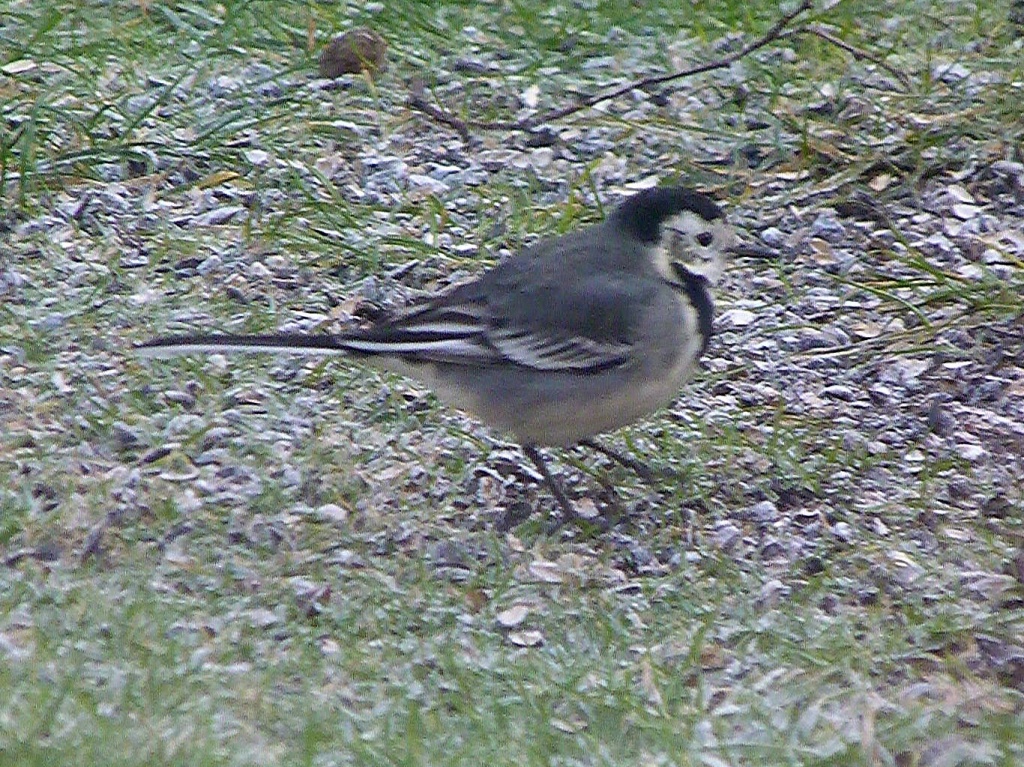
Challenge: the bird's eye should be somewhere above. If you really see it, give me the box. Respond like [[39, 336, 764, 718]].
[[696, 231, 714, 247]]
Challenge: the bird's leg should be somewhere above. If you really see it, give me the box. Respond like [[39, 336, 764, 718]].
[[578, 438, 665, 483], [522, 445, 578, 528]]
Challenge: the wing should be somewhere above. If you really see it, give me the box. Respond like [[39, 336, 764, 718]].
[[338, 282, 498, 364], [340, 261, 654, 374], [484, 269, 652, 371]]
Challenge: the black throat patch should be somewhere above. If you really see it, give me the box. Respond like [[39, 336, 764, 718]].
[[669, 263, 714, 355]]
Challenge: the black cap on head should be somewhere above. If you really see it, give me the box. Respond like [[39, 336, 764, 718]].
[[611, 186, 723, 244]]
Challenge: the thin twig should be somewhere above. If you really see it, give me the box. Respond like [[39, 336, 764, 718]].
[[406, 95, 472, 142], [405, 77, 472, 142], [80, 508, 123, 565], [407, 0, 815, 138], [406, 102, 470, 143], [805, 24, 912, 89], [519, 0, 815, 129]]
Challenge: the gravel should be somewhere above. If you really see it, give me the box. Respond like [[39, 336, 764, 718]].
[[0, 13, 1021, 618]]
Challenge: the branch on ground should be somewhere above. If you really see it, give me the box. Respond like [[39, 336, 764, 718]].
[[407, 0, 820, 138]]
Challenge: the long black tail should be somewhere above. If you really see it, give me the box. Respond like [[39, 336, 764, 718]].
[[135, 333, 350, 358]]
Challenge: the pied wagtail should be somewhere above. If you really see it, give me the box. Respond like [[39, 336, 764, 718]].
[[138, 185, 735, 524]]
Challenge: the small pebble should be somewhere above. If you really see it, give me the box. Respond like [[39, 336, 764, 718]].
[[319, 28, 387, 78]]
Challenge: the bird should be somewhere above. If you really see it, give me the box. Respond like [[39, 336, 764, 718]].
[[137, 185, 735, 525]]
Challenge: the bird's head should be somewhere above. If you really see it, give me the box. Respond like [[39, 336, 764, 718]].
[[611, 186, 735, 286]]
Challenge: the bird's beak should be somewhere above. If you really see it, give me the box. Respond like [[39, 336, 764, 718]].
[[727, 241, 778, 260]]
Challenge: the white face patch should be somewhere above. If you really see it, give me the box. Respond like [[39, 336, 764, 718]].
[[652, 212, 733, 286]]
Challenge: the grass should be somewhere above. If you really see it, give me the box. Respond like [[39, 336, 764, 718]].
[[2, 0, 1024, 765]]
